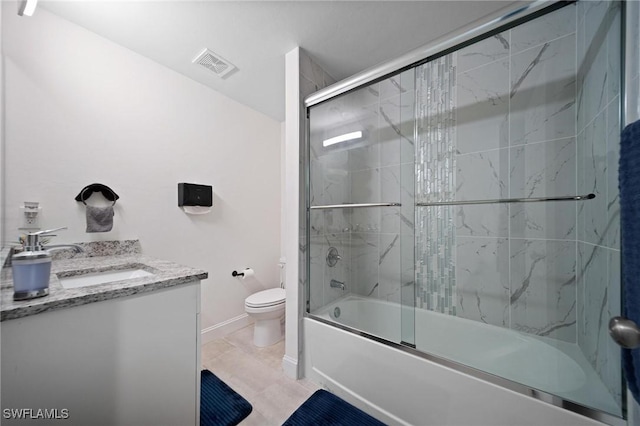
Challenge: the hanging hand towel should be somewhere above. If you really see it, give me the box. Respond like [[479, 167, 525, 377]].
[[620, 118, 640, 404], [75, 183, 118, 233], [86, 205, 114, 233]]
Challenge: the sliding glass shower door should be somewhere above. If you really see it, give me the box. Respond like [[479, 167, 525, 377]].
[[307, 70, 416, 345], [306, 0, 624, 420], [412, 1, 623, 417]]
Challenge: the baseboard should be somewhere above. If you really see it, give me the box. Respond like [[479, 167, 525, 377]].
[[201, 313, 254, 344], [282, 354, 298, 379]]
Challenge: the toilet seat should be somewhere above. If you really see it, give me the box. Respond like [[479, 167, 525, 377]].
[[245, 288, 286, 308]]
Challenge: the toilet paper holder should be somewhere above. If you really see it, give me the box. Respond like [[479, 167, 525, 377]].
[[232, 268, 254, 278]]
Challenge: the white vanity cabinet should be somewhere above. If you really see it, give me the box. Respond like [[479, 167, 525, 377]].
[[1, 281, 201, 426]]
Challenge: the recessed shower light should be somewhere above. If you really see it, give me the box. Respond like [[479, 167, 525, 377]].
[[322, 131, 363, 147]]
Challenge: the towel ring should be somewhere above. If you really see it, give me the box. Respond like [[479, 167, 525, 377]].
[[75, 184, 119, 206]]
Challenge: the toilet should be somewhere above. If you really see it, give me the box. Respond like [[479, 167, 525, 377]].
[[244, 287, 286, 347]]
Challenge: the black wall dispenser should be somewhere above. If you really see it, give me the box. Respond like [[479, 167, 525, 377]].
[[178, 183, 213, 214]]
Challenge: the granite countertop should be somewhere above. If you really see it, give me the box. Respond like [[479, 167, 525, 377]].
[[1, 254, 208, 321]]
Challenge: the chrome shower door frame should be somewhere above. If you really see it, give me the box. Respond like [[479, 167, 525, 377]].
[[304, 1, 628, 424]]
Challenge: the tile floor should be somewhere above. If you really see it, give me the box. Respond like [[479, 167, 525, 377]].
[[201, 324, 321, 425]]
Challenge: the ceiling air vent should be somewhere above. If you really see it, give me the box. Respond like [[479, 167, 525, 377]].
[[192, 48, 236, 78]]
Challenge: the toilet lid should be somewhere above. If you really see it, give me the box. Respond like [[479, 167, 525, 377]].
[[245, 288, 286, 308]]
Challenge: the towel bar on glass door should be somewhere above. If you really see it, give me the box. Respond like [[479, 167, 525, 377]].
[[309, 202, 402, 210], [415, 193, 595, 207]]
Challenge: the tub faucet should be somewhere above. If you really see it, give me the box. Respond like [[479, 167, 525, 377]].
[[330, 279, 345, 291]]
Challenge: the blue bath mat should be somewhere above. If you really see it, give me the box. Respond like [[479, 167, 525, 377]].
[[282, 389, 386, 426], [200, 369, 252, 426]]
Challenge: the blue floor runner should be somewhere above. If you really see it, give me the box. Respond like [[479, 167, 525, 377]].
[[282, 389, 386, 426], [200, 369, 252, 426]]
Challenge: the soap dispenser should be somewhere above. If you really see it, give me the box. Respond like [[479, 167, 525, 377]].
[[11, 227, 66, 301]]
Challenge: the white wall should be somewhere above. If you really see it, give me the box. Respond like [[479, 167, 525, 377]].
[[1, 3, 282, 337]]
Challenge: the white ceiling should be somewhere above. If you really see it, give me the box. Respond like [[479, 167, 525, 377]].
[[39, 0, 519, 122]]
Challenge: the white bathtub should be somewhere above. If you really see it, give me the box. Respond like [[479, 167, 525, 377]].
[[303, 295, 619, 425]]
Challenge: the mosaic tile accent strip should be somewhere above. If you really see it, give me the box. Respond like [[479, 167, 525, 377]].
[[415, 54, 457, 314]]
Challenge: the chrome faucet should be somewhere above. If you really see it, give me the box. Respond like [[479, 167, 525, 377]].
[[10, 228, 85, 268], [330, 279, 345, 291], [22, 227, 85, 254]]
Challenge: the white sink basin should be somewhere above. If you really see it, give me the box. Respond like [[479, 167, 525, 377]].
[[58, 268, 154, 289]]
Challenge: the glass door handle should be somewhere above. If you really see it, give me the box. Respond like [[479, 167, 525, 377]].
[[609, 316, 640, 349]]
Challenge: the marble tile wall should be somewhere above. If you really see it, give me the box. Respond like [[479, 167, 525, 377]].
[[352, 70, 415, 312], [415, 4, 583, 342], [575, 0, 622, 408], [506, 4, 579, 343]]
